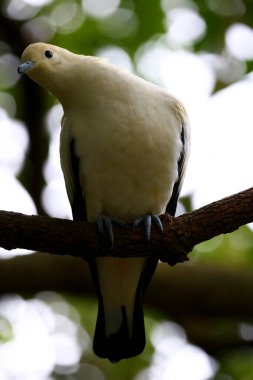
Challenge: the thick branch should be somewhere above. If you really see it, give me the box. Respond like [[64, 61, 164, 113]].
[[0, 187, 252, 265]]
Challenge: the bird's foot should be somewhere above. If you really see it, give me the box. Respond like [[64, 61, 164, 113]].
[[96, 215, 125, 247], [133, 214, 163, 241]]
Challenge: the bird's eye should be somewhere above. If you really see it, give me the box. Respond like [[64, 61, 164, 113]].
[[45, 50, 53, 58]]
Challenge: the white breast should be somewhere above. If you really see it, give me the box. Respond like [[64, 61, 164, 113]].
[[65, 80, 184, 222]]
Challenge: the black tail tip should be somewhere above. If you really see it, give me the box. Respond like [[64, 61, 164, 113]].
[[93, 304, 146, 362], [93, 333, 146, 363]]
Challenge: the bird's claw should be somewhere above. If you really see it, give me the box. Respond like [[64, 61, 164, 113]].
[[133, 214, 163, 241], [96, 215, 125, 247]]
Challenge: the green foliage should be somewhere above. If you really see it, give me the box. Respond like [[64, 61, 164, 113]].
[[193, 225, 253, 267], [0, 316, 13, 343], [215, 349, 253, 380]]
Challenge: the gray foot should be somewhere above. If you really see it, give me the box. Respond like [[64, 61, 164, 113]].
[[96, 215, 125, 247], [133, 214, 163, 241]]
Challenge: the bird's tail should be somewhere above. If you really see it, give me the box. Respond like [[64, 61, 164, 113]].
[[89, 257, 157, 363], [93, 292, 145, 362]]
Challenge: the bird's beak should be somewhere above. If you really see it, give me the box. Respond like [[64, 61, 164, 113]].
[[17, 60, 35, 74]]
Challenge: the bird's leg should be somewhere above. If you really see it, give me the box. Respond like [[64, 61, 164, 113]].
[[133, 214, 163, 241], [96, 215, 125, 247]]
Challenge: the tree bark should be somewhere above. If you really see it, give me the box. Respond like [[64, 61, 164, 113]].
[[0, 187, 252, 265]]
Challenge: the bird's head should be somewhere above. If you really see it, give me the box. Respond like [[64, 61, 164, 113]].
[[18, 42, 112, 107], [18, 42, 78, 99], [19, 43, 64, 76]]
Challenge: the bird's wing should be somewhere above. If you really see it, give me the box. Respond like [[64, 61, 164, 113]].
[[60, 117, 87, 221], [141, 121, 189, 297], [166, 122, 189, 216]]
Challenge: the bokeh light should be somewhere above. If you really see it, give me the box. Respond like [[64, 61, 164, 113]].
[[50, 1, 85, 34], [42, 104, 72, 218], [136, 40, 215, 106], [206, 0, 245, 17], [189, 74, 253, 207], [0, 109, 29, 174], [136, 322, 218, 380], [0, 54, 20, 89], [166, 8, 206, 47], [0, 292, 90, 378], [21, 16, 56, 42], [0, 110, 35, 258], [3, 0, 40, 20], [226, 23, 253, 61], [96, 45, 134, 72], [98, 7, 138, 39], [23, 0, 53, 6], [82, 0, 120, 19]]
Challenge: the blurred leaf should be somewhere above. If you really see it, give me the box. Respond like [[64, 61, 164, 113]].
[[215, 349, 253, 380], [192, 226, 253, 268], [0, 315, 13, 343]]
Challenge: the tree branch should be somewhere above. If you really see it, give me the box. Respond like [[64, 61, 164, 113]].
[[0, 187, 252, 265]]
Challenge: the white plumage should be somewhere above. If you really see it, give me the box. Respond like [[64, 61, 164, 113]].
[[18, 43, 190, 362]]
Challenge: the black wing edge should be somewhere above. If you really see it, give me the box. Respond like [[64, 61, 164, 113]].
[[69, 139, 87, 221], [166, 124, 187, 216]]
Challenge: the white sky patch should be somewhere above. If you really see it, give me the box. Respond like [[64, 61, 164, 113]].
[[51, 1, 79, 27], [200, 51, 246, 84], [150, 321, 187, 355], [0, 111, 38, 254], [96, 45, 134, 72], [50, 1, 85, 35], [0, 110, 36, 257], [43, 104, 72, 219], [22, 0, 52, 6], [0, 166, 36, 215], [136, 41, 215, 113], [0, 295, 55, 378], [0, 293, 89, 378], [3, 0, 40, 21], [166, 8, 206, 47], [0, 167, 37, 258], [42, 178, 72, 219], [82, 0, 120, 19], [0, 109, 29, 174], [159, 50, 215, 109], [226, 23, 253, 61], [43, 104, 64, 184], [189, 74, 253, 208]]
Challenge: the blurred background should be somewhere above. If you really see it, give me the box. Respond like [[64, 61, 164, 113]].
[[1, 0, 253, 378]]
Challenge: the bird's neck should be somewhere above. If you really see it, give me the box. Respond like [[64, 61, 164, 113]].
[[54, 59, 129, 112]]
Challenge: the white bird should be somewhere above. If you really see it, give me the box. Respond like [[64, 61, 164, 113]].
[[18, 43, 190, 362]]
